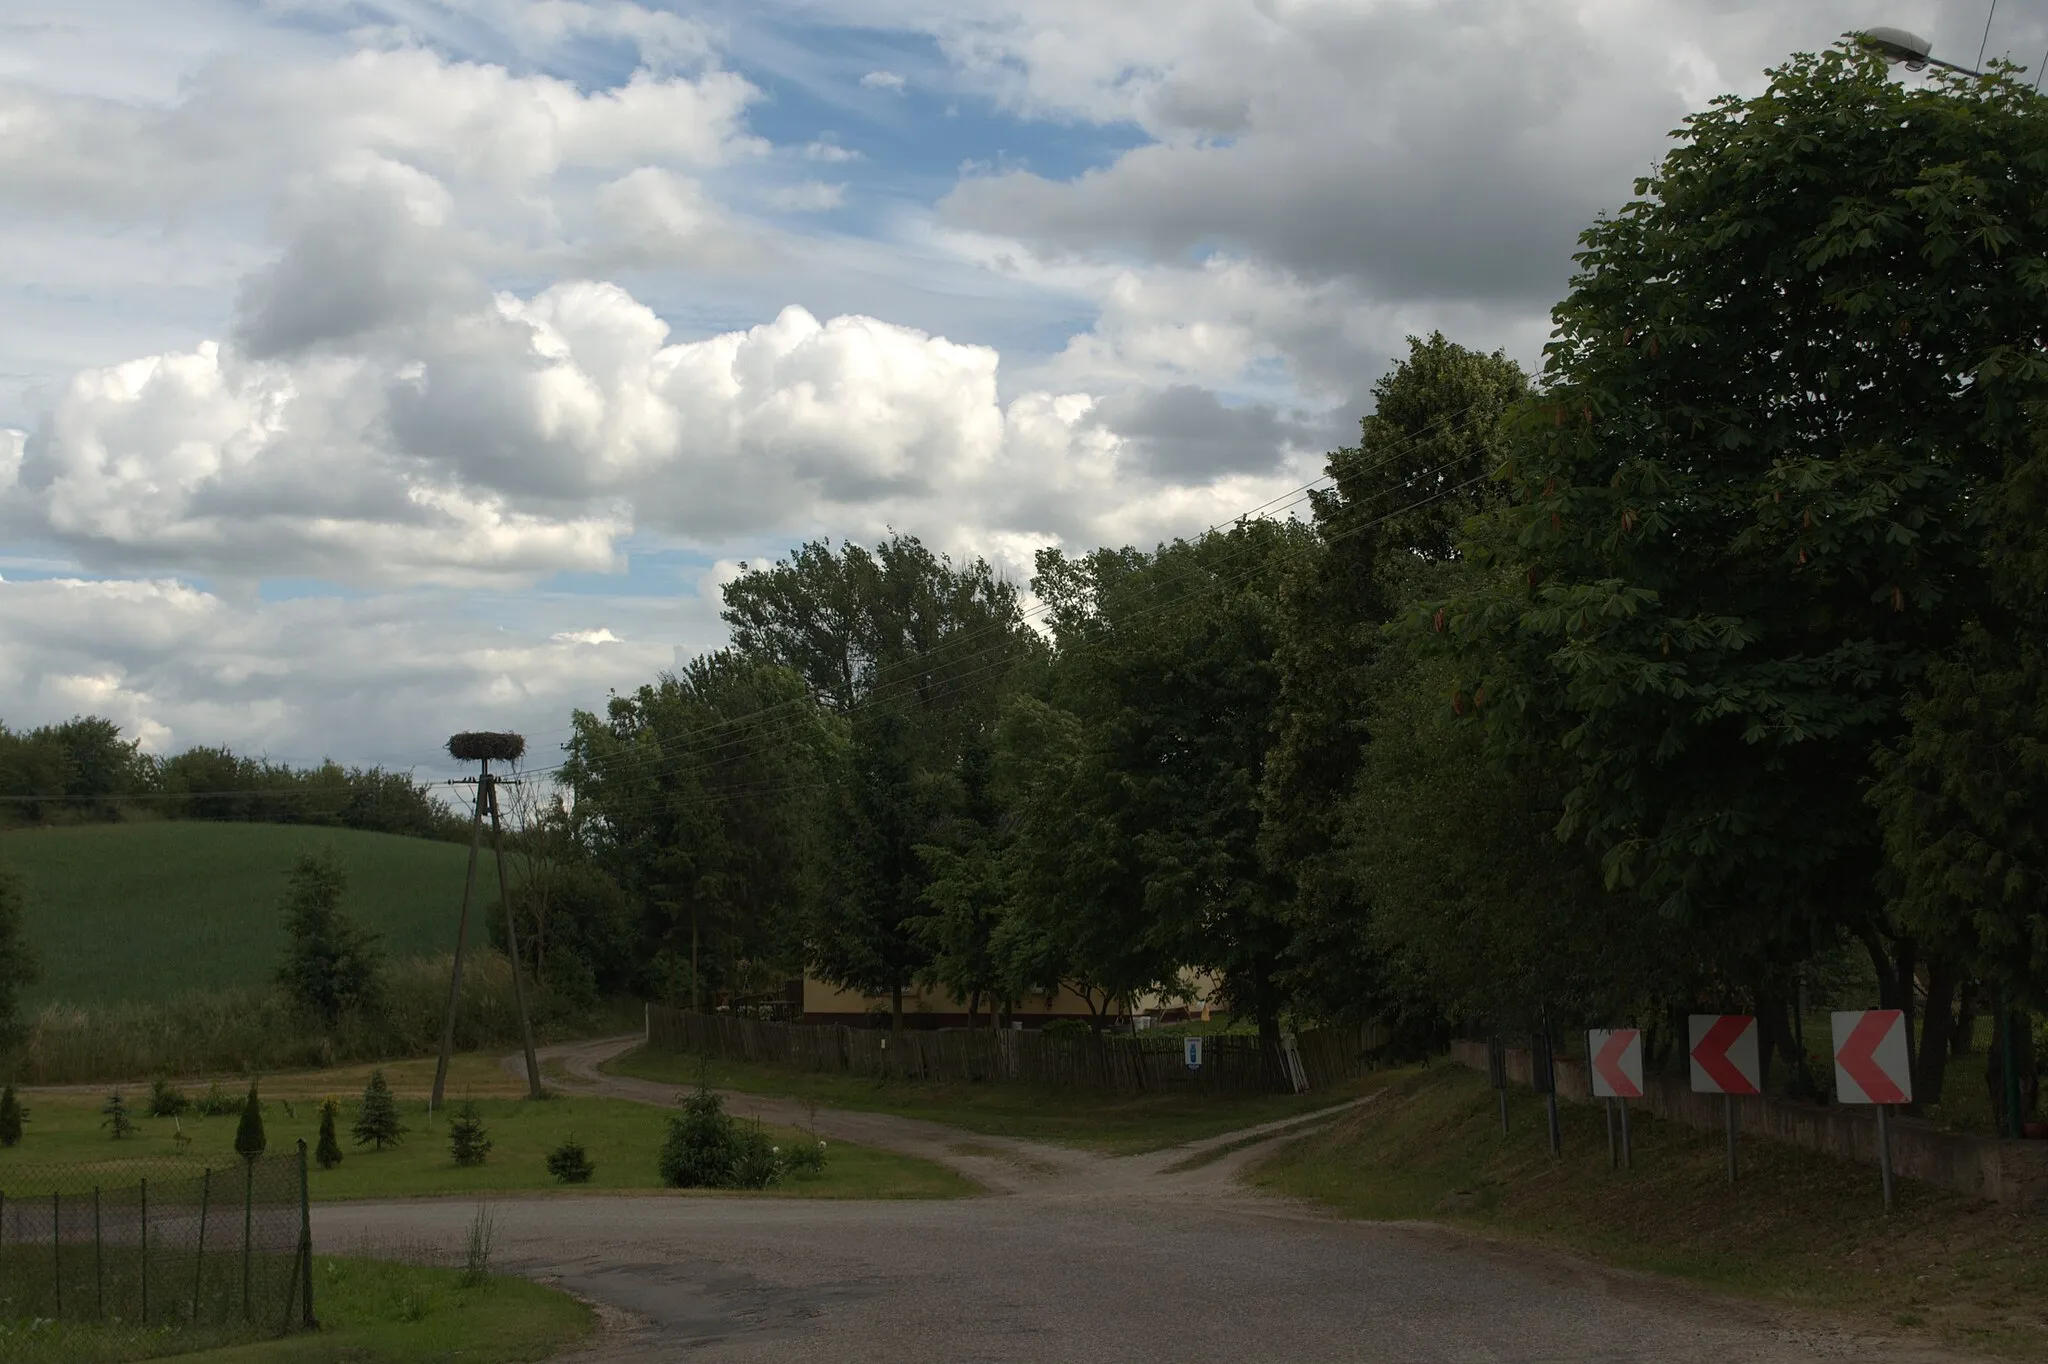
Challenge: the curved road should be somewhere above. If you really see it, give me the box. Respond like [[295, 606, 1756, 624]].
[[312, 1037, 1971, 1363]]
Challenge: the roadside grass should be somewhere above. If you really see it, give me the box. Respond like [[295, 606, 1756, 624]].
[[0, 1083, 973, 1201], [604, 1044, 1389, 1154], [1247, 1064, 2048, 1360], [0, 1257, 591, 1364]]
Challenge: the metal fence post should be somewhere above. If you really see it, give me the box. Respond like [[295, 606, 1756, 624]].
[[94, 1186, 103, 1319], [299, 1140, 315, 1329], [139, 1178, 148, 1322], [241, 1160, 254, 1321], [52, 1192, 62, 1319], [194, 1169, 211, 1321]]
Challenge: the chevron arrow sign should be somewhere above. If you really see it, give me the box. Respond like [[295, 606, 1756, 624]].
[[1586, 1029, 1643, 1099], [1688, 1014, 1760, 1095], [1832, 1009, 1912, 1105]]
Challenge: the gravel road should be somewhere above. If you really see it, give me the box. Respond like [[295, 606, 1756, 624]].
[[309, 1038, 1974, 1364]]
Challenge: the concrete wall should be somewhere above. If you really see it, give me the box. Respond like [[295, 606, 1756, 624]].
[[1448, 1040, 2048, 1210]]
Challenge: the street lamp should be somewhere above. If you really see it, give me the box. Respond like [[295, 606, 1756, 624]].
[[1856, 26, 1985, 77]]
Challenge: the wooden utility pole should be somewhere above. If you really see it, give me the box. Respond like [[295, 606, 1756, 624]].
[[435, 732, 542, 1106]]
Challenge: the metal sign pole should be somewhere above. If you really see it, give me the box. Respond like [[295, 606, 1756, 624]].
[[1723, 1094, 1738, 1183], [1606, 1098, 1617, 1170], [1620, 1098, 1632, 1169], [1876, 1103, 1896, 1213]]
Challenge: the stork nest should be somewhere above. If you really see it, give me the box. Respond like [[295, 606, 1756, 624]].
[[447, 732, 527, 763]]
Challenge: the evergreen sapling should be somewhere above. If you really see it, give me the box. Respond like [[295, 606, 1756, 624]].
[[101, 1089, 135, 1140], [147, 1078, 189, 1118], [0, 1083, 23, 1147], [353, 1069, 407, 1150], [448, 1101, 493, 1167], [316, 1097, 344, 1170], [545, 1136, 595, 1184], [234, 1082, 266, 1161]]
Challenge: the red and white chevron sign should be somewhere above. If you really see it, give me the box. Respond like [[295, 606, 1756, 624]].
[[1832, 1009, 1912, 1105], [1688, 1014, 1760, 1095], [1586, 1029, 1643, 1099]]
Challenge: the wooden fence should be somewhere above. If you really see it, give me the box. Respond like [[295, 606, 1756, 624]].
[[645, 1006, 1389, 1096]]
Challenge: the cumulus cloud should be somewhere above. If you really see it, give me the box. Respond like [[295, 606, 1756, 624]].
[[0, 574, 695, 770], [860, 70, 908, 91], [764, 181, 848, 212]]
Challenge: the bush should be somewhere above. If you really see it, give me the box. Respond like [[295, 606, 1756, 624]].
[[781, 1135, 828, 1178], [656, 1085, 795, 1190], [658, 1084, 739, 1189], [193, 1081, 241, 1117], [448, 1101, 492, 1167], [101, 1089, 134, 1140], [0, 1082, 24, 1146], [316, 1097, 344, 1170], [146, 1077, 189, 1118], [545, 1136, 595, 1184], [353, 1069, 407, 1151], [234, 1082, 266, 1160]]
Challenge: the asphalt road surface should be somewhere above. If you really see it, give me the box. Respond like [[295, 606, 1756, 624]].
[[313, 1039, 1974, 1364]]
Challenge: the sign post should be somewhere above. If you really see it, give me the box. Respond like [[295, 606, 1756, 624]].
[[1831, 1009, 1912, 1212], [1689, 1015, 1760, 1183], [1587, 1029, 1643, 1170], [1183, 1036, 1203, 1074]]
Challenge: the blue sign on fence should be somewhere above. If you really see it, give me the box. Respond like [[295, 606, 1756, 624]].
[[1184, 1036, 1203, 1072]]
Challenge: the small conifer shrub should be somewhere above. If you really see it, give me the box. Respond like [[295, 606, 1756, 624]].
[[352, 1069, 407, 1150], [102, 1090, 135, 1140], [316, 1097, 344, 1170], [448, 1101, 493, 1168], [545, 1136, 595, 1184], [0, 1083, 24, 1147], [234, 1082, 267, 1161]]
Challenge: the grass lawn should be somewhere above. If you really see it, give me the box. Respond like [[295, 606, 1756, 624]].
[[3, 823, 472, 1009], [1, 1257, 592, 1364], [605, 1043, 1388, 1154], [1248, 1064, 2048, 1360], [3, 1062, 974, 1202]]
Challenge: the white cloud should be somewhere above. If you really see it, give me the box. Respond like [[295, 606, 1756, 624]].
[[860, 70, 908, 91], [802, 139, 863, 162], [764, 181, 848, 212]]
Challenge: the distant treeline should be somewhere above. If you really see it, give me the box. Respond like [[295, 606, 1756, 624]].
[[0, 715, 469, 841]]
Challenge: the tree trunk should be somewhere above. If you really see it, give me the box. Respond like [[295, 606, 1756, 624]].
[[1953, 981, 1980, 1057], [1911, 958, 1958, 1112], [891, 981, 904, 1037], [1988, 1010, 2039, 1134], [1865, 931, 1919, 1081], [690, 909, 700, 1014]]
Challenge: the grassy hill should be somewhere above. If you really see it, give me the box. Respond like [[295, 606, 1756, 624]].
[[2, 821, 475, 1008]]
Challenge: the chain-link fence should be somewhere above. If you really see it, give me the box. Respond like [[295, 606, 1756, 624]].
[[0, 1144, 312, 1337]]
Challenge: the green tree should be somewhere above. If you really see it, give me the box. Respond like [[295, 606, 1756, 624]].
[[352, 1069, 406, 1150], [722, 535, 1040, 1031], [545, 1136, 595, 1184], [447, 1101, 492, 1167], [0, 1083, 24, 1147], [234, 1083, 266, 1161], [315, 1097, 344, 1170], [562, 652, 832, 1009], [1261, 333, 1530, 1021], [0, 861, 37, 1045], [276, 849, 384, 1025], [1023, 521, 1315, 1060], [1428, 45, 2048, 1089]]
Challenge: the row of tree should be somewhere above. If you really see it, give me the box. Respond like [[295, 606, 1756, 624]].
[[527, 47, 2045, 1122], [0, 719, 468, 841]]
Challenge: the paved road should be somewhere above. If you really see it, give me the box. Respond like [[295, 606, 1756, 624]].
[[309, 1038, 1972, 1364]]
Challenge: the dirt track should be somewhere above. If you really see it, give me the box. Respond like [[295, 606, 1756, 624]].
[[310, 1037, 1976, 1363]]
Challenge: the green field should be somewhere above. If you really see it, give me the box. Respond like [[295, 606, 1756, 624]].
[[0, 1083, 975, 1202], [2, 824, 473, 1007]]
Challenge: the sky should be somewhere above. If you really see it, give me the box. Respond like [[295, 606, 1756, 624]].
[[1, 0, 2035, 778]]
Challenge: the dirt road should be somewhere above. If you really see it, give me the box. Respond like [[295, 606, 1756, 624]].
[[309, 1037, 1971, 1363]]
